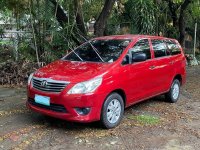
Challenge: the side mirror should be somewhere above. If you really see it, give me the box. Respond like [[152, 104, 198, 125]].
[[122, 54, 130, 65], [132, 52, 147, 62]]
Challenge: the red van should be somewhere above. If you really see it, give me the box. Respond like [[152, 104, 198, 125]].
[[27, 35, 186, 128]]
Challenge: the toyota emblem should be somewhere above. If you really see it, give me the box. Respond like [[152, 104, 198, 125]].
[[41, 80, 47, 87]]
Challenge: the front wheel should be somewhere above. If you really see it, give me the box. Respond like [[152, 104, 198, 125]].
[[165, 79, 181, 103], [101, 93, 124, 129]]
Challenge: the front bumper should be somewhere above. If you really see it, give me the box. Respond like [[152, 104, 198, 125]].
[[27, 86, 106, 123]]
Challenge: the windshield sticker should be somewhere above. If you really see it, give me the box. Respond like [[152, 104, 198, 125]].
[[108, 59, 114, 63]]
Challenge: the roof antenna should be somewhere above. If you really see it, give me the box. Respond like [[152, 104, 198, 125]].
[[60, 35, 83, 61], [69, 46, 83, 61]]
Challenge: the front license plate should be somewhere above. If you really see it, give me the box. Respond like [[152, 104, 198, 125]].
[[35, 95, 50, 106]]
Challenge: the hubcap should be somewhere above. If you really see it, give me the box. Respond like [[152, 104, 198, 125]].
[[106, 99, 122, 124], [172, 83, 179, 100]]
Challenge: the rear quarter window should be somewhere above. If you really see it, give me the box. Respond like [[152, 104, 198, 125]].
[[166, 40, 181, 55]]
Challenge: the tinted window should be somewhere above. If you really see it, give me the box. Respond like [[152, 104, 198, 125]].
[[130, 39, 151, 59], [152, 40, 167, 58], [166, 40, 181, 55], [63, 39, 131, 63]]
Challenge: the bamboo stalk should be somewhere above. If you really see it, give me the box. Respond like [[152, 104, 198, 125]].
[[29, 0, 40, 67]]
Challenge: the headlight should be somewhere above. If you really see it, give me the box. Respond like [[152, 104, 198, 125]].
[[68, 77, 102, 94], [28, 73, 34, 86]]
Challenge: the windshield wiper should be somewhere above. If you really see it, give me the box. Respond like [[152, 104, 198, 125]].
[[79, 34, 105, 62]]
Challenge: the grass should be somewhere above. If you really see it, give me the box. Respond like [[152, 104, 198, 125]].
[[127, 114, 160, 125]]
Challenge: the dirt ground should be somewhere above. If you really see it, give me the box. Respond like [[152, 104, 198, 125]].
[[0, 66, 200, 150]]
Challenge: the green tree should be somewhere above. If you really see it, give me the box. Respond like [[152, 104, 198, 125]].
[[164, 0, 192, 46], [124, 0, 158, 34]]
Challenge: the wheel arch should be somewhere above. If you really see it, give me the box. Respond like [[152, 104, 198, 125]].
[[174, 74, 182, 85], [108, 89, 127, 108]]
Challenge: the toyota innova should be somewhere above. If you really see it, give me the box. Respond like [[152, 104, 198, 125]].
[[27, 35, 186, 128]]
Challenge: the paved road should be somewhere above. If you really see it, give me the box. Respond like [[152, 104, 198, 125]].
[[0, 67, 200, 150]]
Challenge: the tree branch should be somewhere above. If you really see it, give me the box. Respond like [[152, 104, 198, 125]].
[[49, 0, 68, 28]]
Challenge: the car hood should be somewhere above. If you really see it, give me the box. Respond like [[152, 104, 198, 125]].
[[33, 60, 112, 83]]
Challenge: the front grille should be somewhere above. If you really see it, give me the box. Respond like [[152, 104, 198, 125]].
[[32, 77, 69, 93], [28, 98, 67, 113]]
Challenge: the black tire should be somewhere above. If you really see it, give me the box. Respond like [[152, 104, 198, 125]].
[[165, 79, 181, 103], [100, 93, 124, 129]]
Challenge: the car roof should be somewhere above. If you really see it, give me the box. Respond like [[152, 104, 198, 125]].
[[94, 34, 176, 41]]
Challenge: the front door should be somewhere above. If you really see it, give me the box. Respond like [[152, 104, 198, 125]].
[[119, 39, 155, 106]]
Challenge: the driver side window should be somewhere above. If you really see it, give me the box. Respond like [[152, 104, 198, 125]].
[[130, 39, 151, 60], [121, 39, 151, 65]]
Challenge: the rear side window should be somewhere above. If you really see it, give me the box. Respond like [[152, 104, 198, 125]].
[[131, 39, 151, 59], [166, 40, 181, 55], [151, 40, 167, 58]]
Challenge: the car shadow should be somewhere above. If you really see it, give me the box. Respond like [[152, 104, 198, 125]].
[[27, 95, 166, 131]]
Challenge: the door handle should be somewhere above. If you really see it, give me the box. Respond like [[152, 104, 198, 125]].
[[170, 61, 174, 64], [149, 66, 155, 70]]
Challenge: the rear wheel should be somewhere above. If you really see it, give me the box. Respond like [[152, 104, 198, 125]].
[[101, 93, 124, 129], [165, 79, 180, 103]]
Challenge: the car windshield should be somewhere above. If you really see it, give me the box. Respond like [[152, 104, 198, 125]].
[[63, 39, 131, 63]]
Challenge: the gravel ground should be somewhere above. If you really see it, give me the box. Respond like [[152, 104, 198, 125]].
[[0, 66, 200, 150]]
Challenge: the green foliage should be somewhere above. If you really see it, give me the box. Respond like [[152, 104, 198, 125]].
[[0, 0, 28, 16], [165, 26, 179, 39], [0, 0, 84, 63], [18, 40, 35, 61], [125, 0, 158, 34], [0, 28, 4, 37], [27, 0, 79, 63], [0, 0, 199, 63], [184, 0, 200, 48], [82, 0, 104, 21]]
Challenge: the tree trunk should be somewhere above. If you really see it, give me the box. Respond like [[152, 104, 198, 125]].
[[94, 0, 116, 37], [49, 0, 68, 28], [49, 0, 87, 45], [165, 0, 192, 47], [178, 0, 192, 47], [178, 11, 185, 47], [168, 0, 179, 27], [74, 0, 87, 35]]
